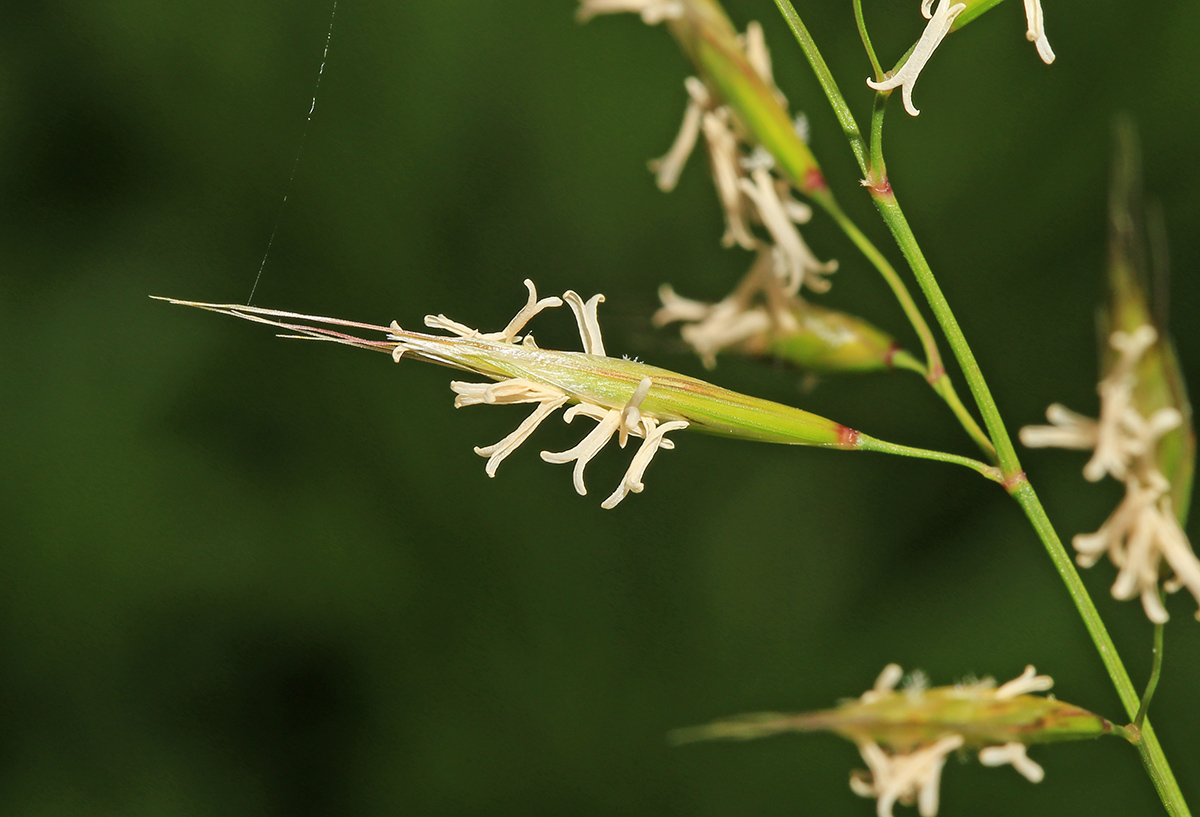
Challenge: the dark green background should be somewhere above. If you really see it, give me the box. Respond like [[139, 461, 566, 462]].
[[3, 1, 1198, 814]]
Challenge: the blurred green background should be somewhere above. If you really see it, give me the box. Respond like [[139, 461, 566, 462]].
[[2, 1, 1198, 814]]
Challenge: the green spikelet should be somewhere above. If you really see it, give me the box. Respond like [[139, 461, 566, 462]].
[[747, 302, 913, 374], [1105, 118, 1195, 522], [672, 666, 1121, 751], [663, 0, 829, 201]]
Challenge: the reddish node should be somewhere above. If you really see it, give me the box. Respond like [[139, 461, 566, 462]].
[[883, 342, 902, 368], [867, 175, 892, 197], [1002, 470, 1029, 492]]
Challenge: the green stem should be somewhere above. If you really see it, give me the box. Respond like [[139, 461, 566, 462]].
[[869, 192, 1021, 474], [929, 374, 994, 459], [853, 0, 884, 81], [856, 433, 1000, 481], [1013, 484, 1190, 816], [1135, 616, 1166, 731], [771, 0, 992, 461], [821, 199, 994, 461], [868, 90, 888, 183], [771, 0, 868, 176], [773, 0, 1022, 472], [879, 147, 1193, 817], [854, 434, 1003, 477], [821, 199, 941, 381], [889, 350, 994, 460], [889, 349, 927, 376]]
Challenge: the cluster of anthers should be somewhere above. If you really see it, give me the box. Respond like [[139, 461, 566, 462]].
[[579, 0, 837, 299], [1020, 326, 1200, 622], [579, 0, 837, 365], [405, 280, 689, 510], [850, 664, 1053, 817], [868, 0, 1055, 117], [654, 250, 798, 368]]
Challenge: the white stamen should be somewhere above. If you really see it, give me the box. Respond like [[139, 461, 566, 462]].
[[651, 77, 711, 192], [740, 167, 837, 294], [1079, 326, 1159, 481], [781, 188, 813, 224], [175, 280, 691, 511], [1071, 473, 1200, 623], [1023, 0, 1055, 64], [656, 251, 811, 367], [562, 290, 608, 356], [566, 401, 676, 452], [473, 395, 570, 476], [740, 21, 788, 108], [850, 735, 963, 817], [866, 0, 966, 117], [388, 321, 408, 362], [993, 665, 1053, 699], [701, 111, 757, 250], [740, 145, 775, 173], [1072, 478, 1156, 567], [793, 113, 811, 144], [742, 21, 773, 88], [603, 417, 689, 508], [653, 284, 715, 325], [681, 307, 771, 368], [619, 376, 654, 447], [450, 378, 563, 408], [1022, 326, 1172, 485], [575, 0, 685, 24], [978, 743, 1045, 783], [903, 669, 930, 697], [541, 405, 624, 495], [861, 663, 905, 703], [842, 665, 1061, 816], [497, 279, 563, 342], [1018, 403, 1098, 450], [424, 314, 479, 338], [1155, 500, 1200, 621]]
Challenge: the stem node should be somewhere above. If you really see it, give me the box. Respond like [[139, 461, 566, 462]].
[[863, 173, 892, 198], [1002, 470, 1029, 492], [804, 167, 828, 193]]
